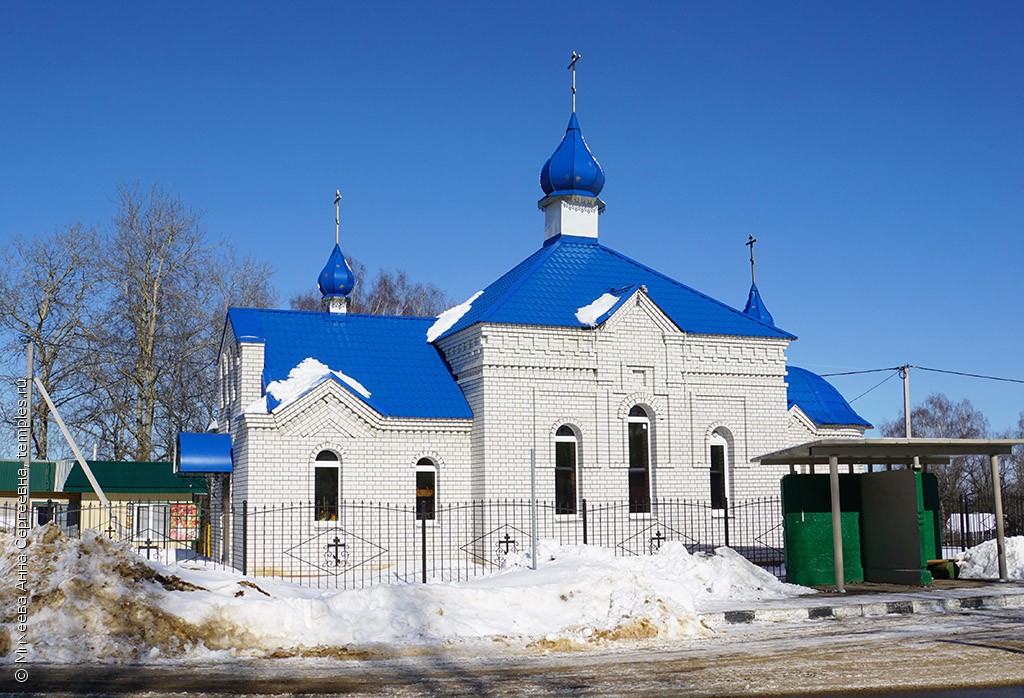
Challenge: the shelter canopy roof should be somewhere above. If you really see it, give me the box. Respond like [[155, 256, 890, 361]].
[[755, 438, 1024, 465]]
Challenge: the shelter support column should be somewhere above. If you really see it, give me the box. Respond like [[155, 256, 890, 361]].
[[829, 454, 845, 593], [991, 454, 1008, 582]]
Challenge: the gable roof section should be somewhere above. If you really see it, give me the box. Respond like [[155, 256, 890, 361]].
[[437, 236, 795, 341], [228, 308, 472, 419], [786, 365, 872, 428]]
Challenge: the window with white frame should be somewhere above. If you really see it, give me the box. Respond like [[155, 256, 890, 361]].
[[134, 503, 171, 541], [314, 450, 340, 521], [415, 458, 437, 520], [627, 405, 652, 514], [554, 425, 579, 515], [709, 429, 730, 510]]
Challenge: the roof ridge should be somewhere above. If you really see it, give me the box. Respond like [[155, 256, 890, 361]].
[[590, 242, 796, 339], [229, 307, 432, 322], [456, 241, 563, 330]]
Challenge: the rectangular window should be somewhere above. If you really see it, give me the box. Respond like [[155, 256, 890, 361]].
[[628, 421, 651, 514], [416, 470, 436, 520], [555, 440, 577, 515], [315, 466, 339, 521], [710, 444, 727, 510], [134, 504, 171, 540]]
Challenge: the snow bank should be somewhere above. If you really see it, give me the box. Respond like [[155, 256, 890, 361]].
[[0, 528, 809, 663], [956, 536, 1024, 579], [244, 357, 370, 414], [575, 293, 619, 327], [426, 291, 482, 343]]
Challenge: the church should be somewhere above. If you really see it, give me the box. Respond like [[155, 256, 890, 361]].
[[178, 72, 870, 574]]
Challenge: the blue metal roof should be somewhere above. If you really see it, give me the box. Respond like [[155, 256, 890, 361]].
[[743, 283, 775, 326], [227, 309, 473, 419], [437, 235, 796, 341], [786, 366, 872, 428], [540, 113, 605, 198], [176, 433, 233, 474]]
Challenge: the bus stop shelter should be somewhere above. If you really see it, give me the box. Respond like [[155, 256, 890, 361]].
[[755, 439, 1024, 591]]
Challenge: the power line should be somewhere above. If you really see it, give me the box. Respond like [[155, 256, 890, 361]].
[[849, 370, 900, 404], [822, 364, 1024, 386], [915, 366, 1024, 385], [820, 367, 902, 377]]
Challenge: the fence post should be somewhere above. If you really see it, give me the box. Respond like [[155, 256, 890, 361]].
[[241, 499, 248, 576], [420, 502, 427, 584], [723, 495, 731, 549], [581, 498, 588, 546], [959, 494, 967, 551]]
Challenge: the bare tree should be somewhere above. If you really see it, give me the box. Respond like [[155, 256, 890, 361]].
[[288, 256, 451, 317], [995, 412, 1024, 498], [0, 224, 99, 458], [83, 182, 276, 461], [879, 392, 991, 512]]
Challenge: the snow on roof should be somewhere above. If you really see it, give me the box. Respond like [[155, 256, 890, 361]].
[[244, 357, 370, 415], [5, 527, 811, 662], [426, 291, 482, 343], [575, 292, 619, 327]]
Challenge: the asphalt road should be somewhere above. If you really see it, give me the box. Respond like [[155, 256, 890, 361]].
[[2, 607, 1023, 697]]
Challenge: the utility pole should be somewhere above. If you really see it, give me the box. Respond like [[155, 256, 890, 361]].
[[900, 364, 921, 470], [900, 365, 912, 438], [24, 340, 33, 508]]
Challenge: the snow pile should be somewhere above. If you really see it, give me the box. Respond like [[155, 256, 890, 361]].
[[0, 528, 809, 663], [575, 293, 619, 327], [0, 526, 236, 662], [956, 536, 1024, 579], [244, 357, 370, 414], [426, 291, 482, 343]]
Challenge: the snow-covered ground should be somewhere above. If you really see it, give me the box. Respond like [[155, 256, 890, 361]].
[[0, 524, 807, 664]]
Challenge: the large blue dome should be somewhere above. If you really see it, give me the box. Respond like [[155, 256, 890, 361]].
[[318, 243, 355, 297], [540, 113, 605, 198]]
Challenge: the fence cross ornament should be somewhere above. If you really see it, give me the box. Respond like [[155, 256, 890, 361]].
[[649, 529, 666, 554], [324, 536, 346, 567], [138, 538, 159, 560], [497, 532, 517, 556]]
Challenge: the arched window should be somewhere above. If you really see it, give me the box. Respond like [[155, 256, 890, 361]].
[[627, 406, 652, 513], [415, 458, 437, 520], [709, 430, 730, 510], [554, 425, 578, 515], [314, 450, 340, 521]]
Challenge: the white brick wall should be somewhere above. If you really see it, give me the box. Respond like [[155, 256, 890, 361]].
[[215, 287, 864, 569]]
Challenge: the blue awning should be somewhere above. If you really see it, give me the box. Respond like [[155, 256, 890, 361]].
[[176, 433, 233, 473]]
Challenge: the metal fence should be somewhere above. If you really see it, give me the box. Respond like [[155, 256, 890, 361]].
[[943, 493, 1024, 553], [5, 496, 785, 589], [0, 498, 203, 564]]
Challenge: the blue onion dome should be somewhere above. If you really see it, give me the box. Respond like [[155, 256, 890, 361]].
[[540, 112, 605, 198], [318, 243, 355, 297]]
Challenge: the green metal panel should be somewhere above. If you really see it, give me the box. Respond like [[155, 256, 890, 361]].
[[62, 461, 206, 494], [0, 461, 58, 492], [919, 472, 942, 560], [781, 474, 864, 586]]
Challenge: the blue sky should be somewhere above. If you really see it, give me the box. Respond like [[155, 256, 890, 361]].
[[2, 2, 1022, 434]]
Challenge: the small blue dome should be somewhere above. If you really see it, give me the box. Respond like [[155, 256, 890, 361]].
[[540, 113, 605, 198], [318, 243, 354, 297]]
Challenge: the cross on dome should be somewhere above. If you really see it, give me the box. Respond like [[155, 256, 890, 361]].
[[319, 188, 355, 312]]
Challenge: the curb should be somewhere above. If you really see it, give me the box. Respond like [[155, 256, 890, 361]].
[[699, 592, 1024, 627]]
